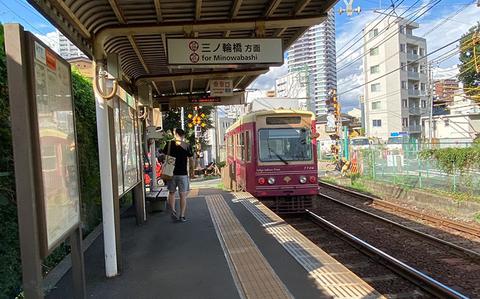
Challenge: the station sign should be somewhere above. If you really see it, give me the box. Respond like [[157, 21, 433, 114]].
[[167, 38, 283, 65], [210, 79, 233, 96]]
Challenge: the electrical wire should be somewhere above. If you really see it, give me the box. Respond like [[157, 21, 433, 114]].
[[337, 0, 443, 73], [338, 35, 466, 96]]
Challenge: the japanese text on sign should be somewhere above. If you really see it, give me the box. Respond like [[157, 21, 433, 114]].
[[210, 79, 233, 97], [168, 38, 283, 65]]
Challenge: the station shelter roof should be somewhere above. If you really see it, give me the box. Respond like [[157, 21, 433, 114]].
[[28, 0, 336, 105]]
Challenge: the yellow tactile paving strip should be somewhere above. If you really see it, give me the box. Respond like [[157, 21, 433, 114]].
[[206, 194, 293, 299], [234, 192, 385, 299]]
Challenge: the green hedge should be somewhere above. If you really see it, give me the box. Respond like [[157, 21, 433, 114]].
[[0, 25, 102, 298]]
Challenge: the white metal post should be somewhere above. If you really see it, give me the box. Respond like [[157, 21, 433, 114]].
[[94, 61, 118, 277]]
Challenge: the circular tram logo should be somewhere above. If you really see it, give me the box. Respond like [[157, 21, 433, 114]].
[[189, 41, 199, 51], [189, 53, 200, 63]]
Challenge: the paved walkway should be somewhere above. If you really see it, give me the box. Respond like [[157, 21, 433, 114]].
[[46, 188, 325, 298]]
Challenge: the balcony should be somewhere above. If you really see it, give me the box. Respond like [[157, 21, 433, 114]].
[[407, 89, 424, 97], [408, 124, 422, 133], [407, 52, 419, 60], [409, 107, 421, 115], [408, 71, 420, 79]]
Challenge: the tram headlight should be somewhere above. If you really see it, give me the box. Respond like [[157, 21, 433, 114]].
[[299, 176, 307, 184], [309, 176, 316, 183], [267, 177, 276, 185], [258, 177, 266, 185]]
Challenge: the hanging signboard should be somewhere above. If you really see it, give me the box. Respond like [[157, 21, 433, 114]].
[[210, 79, 233, 96], [167, 38, 283, 65], [29, 34, 81, 256]]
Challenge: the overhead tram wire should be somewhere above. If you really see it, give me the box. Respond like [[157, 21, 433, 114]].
[[336, 0, 405, 61], [338, 35, 467, 96], [0, 0, 58, 46], [336, 0, 443, 73]]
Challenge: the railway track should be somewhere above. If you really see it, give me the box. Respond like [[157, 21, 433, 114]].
[[318, 180, 480, 238], [307, 182, 480, 297], [287, 212, 468, 298]]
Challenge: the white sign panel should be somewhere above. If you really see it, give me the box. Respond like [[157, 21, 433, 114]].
[[210, 79, 233, 96], [167, 38, 283, 65]]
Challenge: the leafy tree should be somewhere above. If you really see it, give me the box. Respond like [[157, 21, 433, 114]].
[[162, 105, 215, 149], [458, 22, 480, 99]]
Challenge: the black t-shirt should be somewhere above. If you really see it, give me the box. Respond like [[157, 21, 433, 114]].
[[163, 140, 193, 175]]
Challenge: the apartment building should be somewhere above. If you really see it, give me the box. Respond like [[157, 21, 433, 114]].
[[363, 17, 429, 141], [286, 9, 336, 118]]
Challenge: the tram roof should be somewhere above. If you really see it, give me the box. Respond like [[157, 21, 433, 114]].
[[226, 109, 314, 132], [28, 0, 336, 102]]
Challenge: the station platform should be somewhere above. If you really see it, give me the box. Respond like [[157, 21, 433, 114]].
[[47, 185, 381, 299]]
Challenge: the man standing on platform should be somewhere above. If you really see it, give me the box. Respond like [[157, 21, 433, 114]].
[[164, 128, 194, 222]]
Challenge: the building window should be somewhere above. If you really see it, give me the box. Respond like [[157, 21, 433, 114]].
[[421, 83, 426, 91], [401, 62, 406, 71], [402, 99, 408, 108], [370, 47, 379, 56], [419, 48, 425, 56], [370, 65, 380, 74], [371, 83, 381, 92], [372, 101, 381, 110], [400, 44, 406, 53], [369, 28, 379, 38], [421, 100, 427, 108], [399, 25, 405, 34], [402, 118, 409, 127], [401, 81, 407, 89], [372, 119, 382, 127], [444, 119, 449, 126]]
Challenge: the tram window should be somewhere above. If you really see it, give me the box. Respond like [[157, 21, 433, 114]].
[[258, 128, 312, 162], [237, 133, 244, 159], [245, 131, 251, 161], [227, 135, 234, 156], [266, 116, 301, 125]]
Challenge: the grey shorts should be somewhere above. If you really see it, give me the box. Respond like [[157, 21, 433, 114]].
[[167, 175, 190, 193]]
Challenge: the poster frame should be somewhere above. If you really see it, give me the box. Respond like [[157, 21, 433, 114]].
[[25, 32, 81, 258]]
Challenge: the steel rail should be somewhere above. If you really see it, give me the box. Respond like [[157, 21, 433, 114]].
[[319, 181, 480, 238], [306, 210, 469, 299], [317, 192, 480, 261]]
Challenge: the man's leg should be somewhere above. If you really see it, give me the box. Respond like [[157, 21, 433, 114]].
[[168, 191, 176, 212], [179, 192, 187, 218], [178, 175, 189, 219], [167, 178, 177, 217]]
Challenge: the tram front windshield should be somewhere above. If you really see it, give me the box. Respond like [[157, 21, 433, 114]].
[[258, 128, 312, 162]]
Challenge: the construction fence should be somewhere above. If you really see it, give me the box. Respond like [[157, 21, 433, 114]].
[[350, 142, 480, 196]]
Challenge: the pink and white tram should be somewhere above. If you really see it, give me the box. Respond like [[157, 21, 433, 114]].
[[222, 110, 318, 213]]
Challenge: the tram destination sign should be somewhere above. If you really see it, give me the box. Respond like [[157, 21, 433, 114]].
[[167, 38, 283, 65]]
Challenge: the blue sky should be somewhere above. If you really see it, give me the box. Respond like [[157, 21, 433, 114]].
[[0, 0, 478, 112]]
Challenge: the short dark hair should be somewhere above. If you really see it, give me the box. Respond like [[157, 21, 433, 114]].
[[175, 128, 185, 137]]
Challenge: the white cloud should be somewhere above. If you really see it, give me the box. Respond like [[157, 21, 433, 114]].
[[34, 31, 59, 53], [248, 64, 288, 90]]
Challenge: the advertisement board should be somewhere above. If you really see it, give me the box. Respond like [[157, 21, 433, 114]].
[[167, 38, 283, 65], [29, 34, 81, 255], [114, 90, 141, 196]]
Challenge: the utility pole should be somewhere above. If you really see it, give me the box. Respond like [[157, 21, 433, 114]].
[[428, 61, 433, 146]]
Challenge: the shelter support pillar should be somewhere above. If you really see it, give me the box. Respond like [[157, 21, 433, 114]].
[[94, 60, 119, 277]]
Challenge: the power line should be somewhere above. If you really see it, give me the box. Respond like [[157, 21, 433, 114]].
[[336, 0, 405, 61], [337, 0, 443, 73], [0, 0, 57, 46], [338, 35, 465, 96]]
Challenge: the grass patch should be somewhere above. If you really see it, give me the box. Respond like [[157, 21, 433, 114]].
[[474, 212, 480, 224]]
